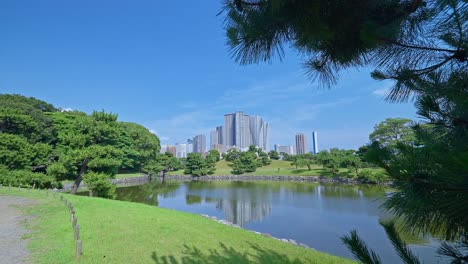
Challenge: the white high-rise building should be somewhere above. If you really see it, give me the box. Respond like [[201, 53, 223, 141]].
[[274, 144, 294, 155], [312, 131, 319, 154], [223, 111, 269, 151], [175, 143, 187, 158]]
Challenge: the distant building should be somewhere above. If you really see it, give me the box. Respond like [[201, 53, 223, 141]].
[[186, 143, 193, 154], [223, 111, 269, 151], [274, 144, 295, 155], [295, 133, 308, 155], [159, 144, 167, 154], [312, 131, 319, 154], [175, 143, 187, 158], [193, 134, 206, 156], [210, 126, 223, 150], [166, 145, 177, 156]]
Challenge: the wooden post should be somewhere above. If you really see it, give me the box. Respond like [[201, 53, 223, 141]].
[[72, 216, 77, 228], [32, 183, 36, 189], [9, 184, 11, 191], [17, 186, 21, 191], [76, 239, 82, 260], [74, 224, 80, 240]]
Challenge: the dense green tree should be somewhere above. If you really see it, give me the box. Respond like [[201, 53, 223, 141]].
[[142, 152, 180, 179], [205, 150, 219, 175], [224, 148, 241, 161], [206, 149, 221, 162], [184, 153, 208, 177], [369, 118, 415, 148], [268, 150, 279, 160], [47, 111, 123, 195], [83, 172, 116, 199], [117, 122, 160, 172]]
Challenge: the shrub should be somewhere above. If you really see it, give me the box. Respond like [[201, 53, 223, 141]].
[[83, 172, 116, 199], [0, 169, 61, 189], [358, 169, 389, 183]]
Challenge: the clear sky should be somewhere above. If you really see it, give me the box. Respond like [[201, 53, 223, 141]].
[[0, 0, 418, 150]]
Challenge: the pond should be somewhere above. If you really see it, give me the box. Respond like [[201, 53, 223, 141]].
[[115, 180, 440, 263]]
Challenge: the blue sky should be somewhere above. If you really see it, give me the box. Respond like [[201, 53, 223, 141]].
[[0, 0, 418, 150]]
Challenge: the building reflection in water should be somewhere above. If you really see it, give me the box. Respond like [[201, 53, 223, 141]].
[[215, 198, 272, 227]]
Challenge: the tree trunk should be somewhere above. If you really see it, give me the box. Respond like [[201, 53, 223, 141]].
[[70, 159, 88, 195]]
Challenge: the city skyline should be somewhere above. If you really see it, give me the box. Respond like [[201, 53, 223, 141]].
[[1, 1, 417, 151]]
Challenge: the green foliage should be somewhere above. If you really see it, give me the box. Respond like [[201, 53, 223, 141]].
[[358, 169, 389, 183], [0, 168, 60, 189], [224, 148, 241, 161], [369, 118, 415, 148], [0, 94, 161, 194], [207, 149, 221, 162], [143, 152, 181, 177], [230, 151, 258, 174], [83, 172, 116, 199], [0, 94, 57, 143], [184, 153, 207, 177], [222, 1, 466, 100], [117, 122, 160, 172], [268, 150, 279, 160]]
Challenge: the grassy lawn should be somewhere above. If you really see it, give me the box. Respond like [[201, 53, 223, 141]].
[[169, 160, 354, 177], [115, 172, 144, 179], [0, 188, 354, 264]]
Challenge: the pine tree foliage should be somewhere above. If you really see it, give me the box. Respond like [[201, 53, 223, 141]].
[[222, 0, 467, 101]]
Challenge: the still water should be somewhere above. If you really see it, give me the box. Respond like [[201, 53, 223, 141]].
[[115, 180, 440, 263]]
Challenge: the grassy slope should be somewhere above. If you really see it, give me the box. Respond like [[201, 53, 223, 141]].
[[0, 189, 354, 264], [169, 160, 353, 177]]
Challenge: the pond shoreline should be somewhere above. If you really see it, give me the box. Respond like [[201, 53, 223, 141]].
[[61, 174, 390, 191]]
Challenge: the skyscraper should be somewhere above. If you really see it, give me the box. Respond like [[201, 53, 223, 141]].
[[295, 133, 308, 155], [312, 131, 319, 154], [210, 126, 223, 150], [193, 134, 206, 155], [223, 111, 269, 151]]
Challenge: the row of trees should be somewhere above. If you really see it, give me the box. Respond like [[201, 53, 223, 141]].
[[224, 146, 271, 174], [0, 94, 161, 198]]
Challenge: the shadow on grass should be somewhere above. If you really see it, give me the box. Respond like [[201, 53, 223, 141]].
[[151, 242, 312, 264]]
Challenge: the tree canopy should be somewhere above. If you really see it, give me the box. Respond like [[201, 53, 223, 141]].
[[0, 94, 161, 197]]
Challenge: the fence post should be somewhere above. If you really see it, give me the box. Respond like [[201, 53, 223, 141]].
[[9, 184, 11, 191], [74, 224, 80, 240], [76, 239, 82, 260], [17, 185, 21, 191]]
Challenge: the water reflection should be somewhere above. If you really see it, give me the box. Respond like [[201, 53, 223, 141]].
[[115, 180, 437, 263]]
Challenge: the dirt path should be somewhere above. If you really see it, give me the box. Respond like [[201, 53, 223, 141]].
[[0, 196, 34, 264]]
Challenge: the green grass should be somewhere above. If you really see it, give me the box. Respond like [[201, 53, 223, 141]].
[[0, 188, 354, 264], [169, 160, 356, 177], [115, 172, 144, 179]]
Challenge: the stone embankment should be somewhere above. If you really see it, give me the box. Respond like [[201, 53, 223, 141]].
[[200, 214, 313, 249], [164, 174, 390, 185], [61, 175, 152, 191]]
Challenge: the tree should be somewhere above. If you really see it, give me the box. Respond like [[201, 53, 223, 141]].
[[205, 150, 218, 175], [268, 150, 279, 160], [222, 1, 468, 260], [224, 148, 241, 161], [47, 111, 123, 195], [206, 149, 221, 162], [369, 118, 415, 148], [222, 1, 466, 98], [142, 152, 180, 179], [184, 153, 207, 177], [229, 151, 258, 174], [117, 122, 160, 172]]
